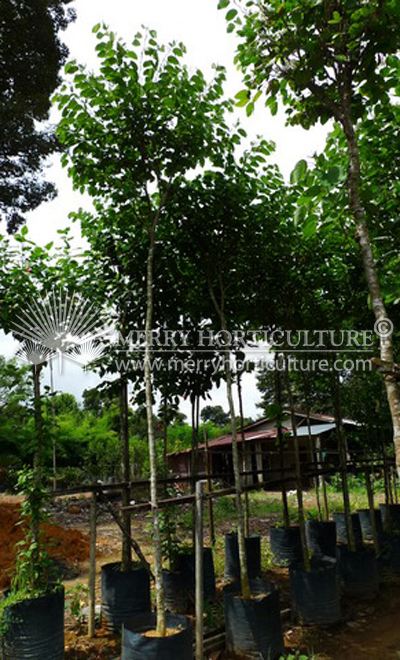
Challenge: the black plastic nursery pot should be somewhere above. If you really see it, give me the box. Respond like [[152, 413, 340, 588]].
[[224, 578, 284, 660], [122, 612, 192, 660], [1, 586, 64, 660], [357, 508, 384, 542], [270, 525, 303, 565], [224, 532, 261, 581], [336, 545, 379, 599], [175, 546, 216, 601], [290, 557, 341, 627], [162, 569, 190, 614], [380, 504, 400, 533], [333, 512, 363, 548], [305, 520, 337, 558], [101, 561, 151, 630], [379, 534, 400, 574]]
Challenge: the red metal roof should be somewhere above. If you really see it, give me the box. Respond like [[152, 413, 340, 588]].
[[198, 427, 291, 450]]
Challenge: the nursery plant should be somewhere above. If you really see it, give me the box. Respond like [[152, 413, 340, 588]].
[[56, 25, 232, 639], [0, 467, 65, 659]]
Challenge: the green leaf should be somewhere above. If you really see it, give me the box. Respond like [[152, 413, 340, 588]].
[[235, 89, 250, 101], [246, 101, 255, 116], [302, 217, 318, 238], [21, 225, 28, 236], [92, 24, 101, 34], [328, 10, 341, 24], [325, 165, 340, 184], [290, 159, 308, 184], [294, 205, 306, 226], [267, 96, 278, 116], [217, 0, 229, 8], [226, 9, 238, 20]]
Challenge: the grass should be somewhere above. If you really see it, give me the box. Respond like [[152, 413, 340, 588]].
[[171, 481, 389, 580], [207, 481, 388, 528]]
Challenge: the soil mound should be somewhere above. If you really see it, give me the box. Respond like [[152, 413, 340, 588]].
[[0, 503, 90, 589]]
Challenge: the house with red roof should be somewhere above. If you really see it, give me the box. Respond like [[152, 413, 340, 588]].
[[167, 411, 359, 488]]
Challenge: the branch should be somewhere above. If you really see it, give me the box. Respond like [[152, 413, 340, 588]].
[[307, 80, 343, 122]]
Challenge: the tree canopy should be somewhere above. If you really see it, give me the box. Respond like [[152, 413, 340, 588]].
[[0, 0, 75, 232]]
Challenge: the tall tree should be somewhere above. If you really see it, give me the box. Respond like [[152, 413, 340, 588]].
[[56, 25, 231, 634], [222, 0, 400, 475], [0, 0, 76, 231]]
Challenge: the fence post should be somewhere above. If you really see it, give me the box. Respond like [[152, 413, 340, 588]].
[[88, 490, 97, 638], [195, 480, 206, 660]]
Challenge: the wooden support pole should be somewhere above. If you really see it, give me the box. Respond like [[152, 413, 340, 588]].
[[195, 480, 206, 660], [98, 491, 154, 581], [88, 492, 97, 638]]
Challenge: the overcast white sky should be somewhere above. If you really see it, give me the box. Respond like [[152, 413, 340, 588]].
[[1, 0, 330, 420]]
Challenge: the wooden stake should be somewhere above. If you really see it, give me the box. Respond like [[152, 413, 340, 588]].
[[195, 480, 206, 660], [88, 492, 97, 638]]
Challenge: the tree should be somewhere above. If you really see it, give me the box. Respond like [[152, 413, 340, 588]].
[[0, 356, 32, 459], [0, 0, 76, 232], [222, 0, 400, 476], [200, 405, 230, 426], [56, 25, 231, 635]]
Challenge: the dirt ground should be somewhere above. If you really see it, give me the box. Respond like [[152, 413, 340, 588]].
[[2, 494, 400, 659]]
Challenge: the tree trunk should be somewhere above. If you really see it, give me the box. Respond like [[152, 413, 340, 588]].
[[275, 355, 290, 528], [331, 366, 356, 551], [224, 348, 250, 598], [49, 359, 57, 491], [283, 357, 310, 571], [32, 363, 44, 588], [209, 280, 250, 599], [145, 225, 166, 635], [237, 371, 250, 537], [203, 425, 215, 545], [365, 466, 380, 555], [302, 374, 322, 521], [341, 105, 400, 480], [119, 375, 132, 571]]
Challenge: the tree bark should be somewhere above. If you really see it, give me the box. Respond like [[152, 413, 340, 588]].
[[284, 357, 310, 571], [32, 363, 44, 588], [237, 371, 250, 537], [275, 355, 290, 529], [331, 366, 356, 551], [209, 280, 250, 599], [203, 425, 215, 545], [119, 375, 132, 571], [340, 97, 400, 480], [145, 223, 166, 635]]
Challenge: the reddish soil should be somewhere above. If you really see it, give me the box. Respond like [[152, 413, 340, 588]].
[[0, 502, 90, 589]]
